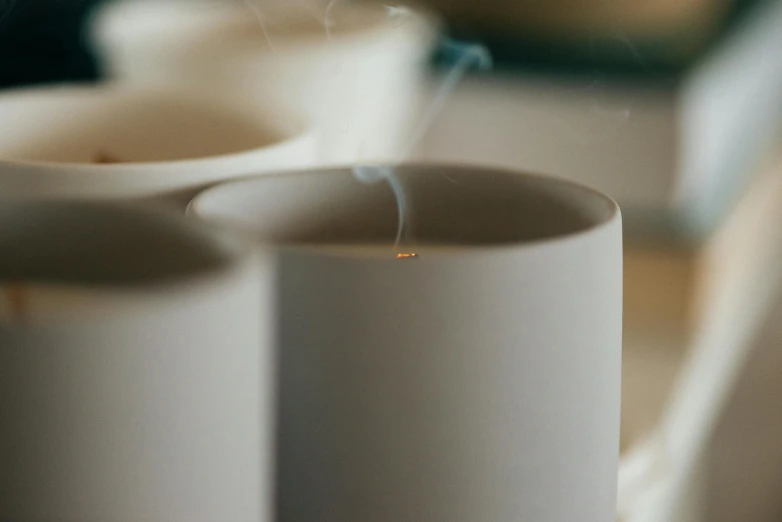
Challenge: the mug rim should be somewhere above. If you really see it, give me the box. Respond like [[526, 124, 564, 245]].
[[189, 162, 621, 255]]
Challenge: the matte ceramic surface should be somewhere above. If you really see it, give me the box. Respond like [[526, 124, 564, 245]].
[[0, 84, 315, 208], [190, 164, 624, 522], [0, 202, 274, 522], [91, 0, 438, 164]]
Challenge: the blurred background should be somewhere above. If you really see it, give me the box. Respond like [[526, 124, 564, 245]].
[[1, 0, 781, 520]]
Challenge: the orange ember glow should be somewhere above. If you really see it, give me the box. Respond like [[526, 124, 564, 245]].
[[396, 253, 418, 259], [94, 151, 122, 164], [8, 284, 26, 319]]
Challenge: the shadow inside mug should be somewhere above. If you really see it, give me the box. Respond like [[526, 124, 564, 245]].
[[0, 202, 235, 285]]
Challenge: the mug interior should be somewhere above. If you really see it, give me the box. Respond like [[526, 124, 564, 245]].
[[0, 202, 235, 285], [0, 87, 287, 165], [191, 164, 618, 247]]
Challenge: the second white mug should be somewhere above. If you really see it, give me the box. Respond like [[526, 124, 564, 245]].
[[0, 202, 274, 522]]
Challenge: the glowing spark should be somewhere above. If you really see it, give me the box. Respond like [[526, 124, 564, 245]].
[[396, 253, 417, 259], [93, 151, 122, 164], [8, 283, 26, 320]]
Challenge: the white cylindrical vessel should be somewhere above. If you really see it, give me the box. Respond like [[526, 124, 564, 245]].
[[0, 202, 274, 522], [190, 164, 623, 522], [0, 84, 315, 208], [91, 0, 438, 165]]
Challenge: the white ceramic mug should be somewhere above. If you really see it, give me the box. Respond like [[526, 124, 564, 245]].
[[190, 164, 623, 522], [0, 202, 274, 522], [0, 84, 315, 208], [91, 0, 438, 165]]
